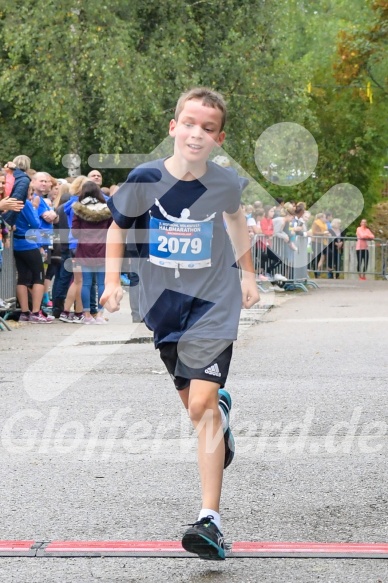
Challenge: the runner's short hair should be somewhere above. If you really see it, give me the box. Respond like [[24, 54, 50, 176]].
[[175, 87, 227, 131]]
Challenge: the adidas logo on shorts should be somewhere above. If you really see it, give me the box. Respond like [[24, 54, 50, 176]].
[[204, 363, 221, 377]]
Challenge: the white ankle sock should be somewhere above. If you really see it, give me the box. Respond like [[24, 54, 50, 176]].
[[198, 509, 221, 531], [218, 405, 228, 432]]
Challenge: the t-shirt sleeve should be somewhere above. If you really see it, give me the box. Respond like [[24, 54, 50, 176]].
[[224, 168, 249, 215], [107, 166, 162, 229]]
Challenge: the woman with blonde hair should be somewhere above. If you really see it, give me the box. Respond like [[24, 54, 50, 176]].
[[311, 213, 329, 277], [1, 155, 31, 227], [57, 181, 70, 203]]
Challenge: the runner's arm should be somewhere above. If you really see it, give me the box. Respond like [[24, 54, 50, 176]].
[[224, 208, 260, 308], [100, 221, 127, 312]]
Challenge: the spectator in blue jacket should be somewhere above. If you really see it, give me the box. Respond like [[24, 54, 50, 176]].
[[1, 155, 31, 227], [13, 194, 54, 323], [60, 175, 89, 322]]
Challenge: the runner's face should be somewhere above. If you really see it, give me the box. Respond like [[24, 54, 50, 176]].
[[169, 99, 225, 163]]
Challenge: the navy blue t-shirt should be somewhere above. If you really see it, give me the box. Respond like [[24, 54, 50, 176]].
[[108, 158, 246, 347]]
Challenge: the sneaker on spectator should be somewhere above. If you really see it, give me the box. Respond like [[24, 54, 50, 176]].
[[272, 284, 285, 292], [257, 274, 269, 281], [72, 313, 85, 323], [59, 311, 74, 323], [43, 312, 55, 321], [19, 312, 30, 322], [83, 316, 96, 325], [29, 311, 53, 323], [273, 273, 288, 282], [0, 298, 11, 310], [94, 316, 107, 325]]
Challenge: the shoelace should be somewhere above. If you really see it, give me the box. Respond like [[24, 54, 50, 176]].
[[185, 515, 214, 527], [183, 516, 231, 550]]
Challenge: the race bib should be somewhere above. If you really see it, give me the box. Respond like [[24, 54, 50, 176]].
[[149, 216, 213, 269]]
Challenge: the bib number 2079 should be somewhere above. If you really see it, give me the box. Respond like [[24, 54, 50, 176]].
[[157, 236, 202, 255]]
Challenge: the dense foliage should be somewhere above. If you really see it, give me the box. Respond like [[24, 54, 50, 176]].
[[0, 0, 386, 219]]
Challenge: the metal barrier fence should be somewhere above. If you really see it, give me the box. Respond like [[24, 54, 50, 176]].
[[251, 235, 388, 283], [1, 233, 387, 306], [0, 234, 16, 302]]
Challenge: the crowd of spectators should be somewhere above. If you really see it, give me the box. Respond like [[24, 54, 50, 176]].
[[243, 196, 375, 285], [0, 158, 377, 320], [0, 157, 140, 323]]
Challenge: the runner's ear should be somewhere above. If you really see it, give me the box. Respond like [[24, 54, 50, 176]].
[[215, 131, 226, 147], [169, 119, 177, 137]]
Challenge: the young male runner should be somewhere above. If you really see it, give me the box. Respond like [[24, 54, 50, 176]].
[[101, 87, 260, 560]]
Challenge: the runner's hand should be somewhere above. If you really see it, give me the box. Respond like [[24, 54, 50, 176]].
[[100, 283, 123, 313], [241, 277, 260, 309]]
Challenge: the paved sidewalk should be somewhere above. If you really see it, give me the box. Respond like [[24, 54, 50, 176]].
[[0, 280, 387, 582]]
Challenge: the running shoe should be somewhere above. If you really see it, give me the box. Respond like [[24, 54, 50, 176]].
[[218, 389, 235, 469], [42, 311, 55, 321], [72, 313, 85, 324], [83, 316, 96, 325], [59, 312, 74, 323], [19, 312, 30, 322], [94, 316, 107, 325], [182, 516, 225, 560], [29, 311, 53, 323]]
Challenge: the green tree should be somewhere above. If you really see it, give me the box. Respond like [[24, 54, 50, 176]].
[[0, 0, 308, 179], [269, 0, 388, 226]]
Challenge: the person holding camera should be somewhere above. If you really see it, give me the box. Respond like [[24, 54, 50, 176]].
[[13, 190, 54, 323]]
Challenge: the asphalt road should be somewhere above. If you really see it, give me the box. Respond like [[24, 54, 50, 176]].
[[0, 280, 387, 582]]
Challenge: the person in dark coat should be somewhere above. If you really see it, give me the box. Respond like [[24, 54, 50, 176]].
[[1, 155, 31, 227], [71, 181, 112, 324]]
